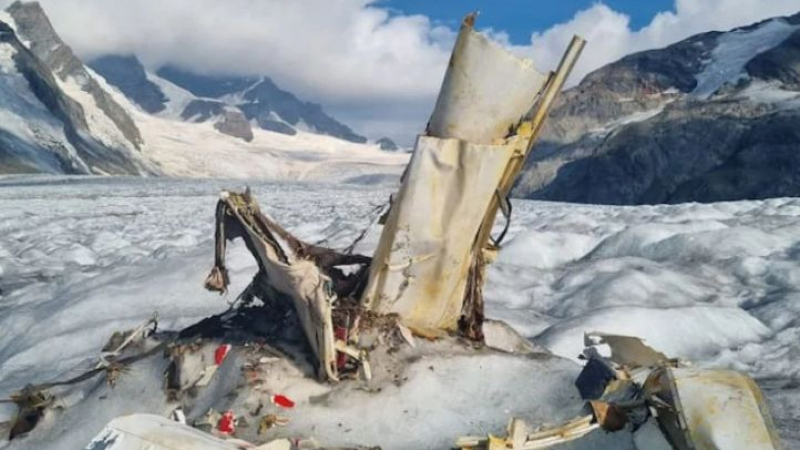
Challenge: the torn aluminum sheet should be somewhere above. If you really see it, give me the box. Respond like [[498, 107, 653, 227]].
[[427, 14, 549, 144], [644, 366, 783, 450], [83, 414, 308, 450], [204, 190, 370, 381], [359, 134, 522, 332], [360, 15, 582, 336], [83, 414, 241, 450], [584, 332, 670, 369], [203, 14, 583, 381]]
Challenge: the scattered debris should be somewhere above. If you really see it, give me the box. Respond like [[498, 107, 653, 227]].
[[172, 408, 187, 425], [457, 333, 783, 450], [8, 388, 53, 440], [84, 414, 247, 450], [217, 410, 236, 436], [216, 344, 233, 365], [270, 394, 295, 409], [258, 414, 290, 434]]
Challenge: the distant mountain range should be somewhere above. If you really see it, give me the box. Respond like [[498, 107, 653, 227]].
[[88, 56, 367, 144], [515, 12, 800, 204], [4, 1, 800, 205], [0, 1, 388, 178]]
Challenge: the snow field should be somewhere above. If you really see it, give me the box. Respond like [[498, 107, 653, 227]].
[[0, 177, 798, 448]]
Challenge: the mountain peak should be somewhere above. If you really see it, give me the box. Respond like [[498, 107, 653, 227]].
[[0, 10, 153, 175], [7, 0, 144, 149], [152, 65, 367, 143], [516, 10, 800, 205], [89, 54, 168, 114]]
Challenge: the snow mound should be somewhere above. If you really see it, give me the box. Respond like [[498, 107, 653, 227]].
[[497, 230, 598, 269], [536, 305, 770, 362]]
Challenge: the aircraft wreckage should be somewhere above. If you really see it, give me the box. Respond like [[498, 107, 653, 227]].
[[2, 14, 783, 450]]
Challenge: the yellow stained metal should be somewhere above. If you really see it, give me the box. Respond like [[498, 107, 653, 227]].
[[659, 368, 783, 450], [360, 14, 584, 333], [360, 136, 519, 330], [222, 193, 340, 381]]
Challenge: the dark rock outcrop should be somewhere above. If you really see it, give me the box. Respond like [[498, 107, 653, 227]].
[[376, 137, 399, 151], [181, 99, 226, 122], [214, 109, 254, 142], [156, 66, 256, 98], [89, 55, 168, 113]]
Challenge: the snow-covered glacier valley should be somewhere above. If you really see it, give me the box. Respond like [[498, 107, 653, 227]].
[[0, 176, 799, 449]]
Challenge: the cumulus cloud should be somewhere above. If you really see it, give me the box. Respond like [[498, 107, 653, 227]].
[[5, 0, 800, 144], [524, 0, 800, 85]]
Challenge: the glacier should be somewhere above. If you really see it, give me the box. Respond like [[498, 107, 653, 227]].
[[0, 176, 798, 449]]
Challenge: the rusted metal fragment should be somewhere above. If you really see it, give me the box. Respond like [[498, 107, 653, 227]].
[[589, 400, 627, 431]]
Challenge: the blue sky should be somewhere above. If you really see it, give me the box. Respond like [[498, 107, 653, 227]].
[[388, 0, 674, 43]]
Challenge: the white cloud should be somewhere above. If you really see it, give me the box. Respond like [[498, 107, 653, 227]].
[[524, 0, 800, 85], [5, 0, 800, 144]]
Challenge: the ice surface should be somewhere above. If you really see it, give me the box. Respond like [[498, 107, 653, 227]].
[[693, 19, 800, 99], [0, 178, 798, 448]]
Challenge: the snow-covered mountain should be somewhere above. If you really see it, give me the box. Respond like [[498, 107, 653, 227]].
[[515, 12, 800, 204], [0, 2, 154, 175], [88, 56, 368, 144], [0, 2, 402, 179]]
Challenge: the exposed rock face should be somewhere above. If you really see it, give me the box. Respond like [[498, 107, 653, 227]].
[[515, 13, 800, 204], [88, 55, 168, 113], [156, 66, 255, 98], [181, 99, 225, 122], [156, 66, 366, 142], [7, 1, 143, 150], [0, 18, 152, 175], [214, 108, 253, 142], [376, 137, 399, 151]]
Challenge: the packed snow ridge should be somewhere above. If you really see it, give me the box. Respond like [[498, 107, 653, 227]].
[[0, 177, 798, 449], [693, 18, 800, 99]]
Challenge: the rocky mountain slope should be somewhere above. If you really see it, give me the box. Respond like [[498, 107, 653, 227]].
[[515, 12, 800, 204], [88, 55, 168, 115], [0, 2, 154, 175]]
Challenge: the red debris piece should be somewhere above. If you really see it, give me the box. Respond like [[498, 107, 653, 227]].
[[272, 394, 295, 408], [217, 410, 235, 435], [215, 344, 232, 365]]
